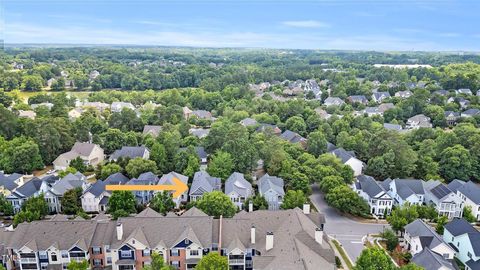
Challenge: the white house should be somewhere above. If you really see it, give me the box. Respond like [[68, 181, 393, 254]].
[[443, 218, 480, 270], [330, 148, 364, 176], [407, 114, 433, 129], [352, 175, 393, 218], [81, 181, 110, 213], [382, 178, 425, 206], [258, 174, 285, 210], [44, 172, 89, 213], [53, 142, 105, 171], [189, 171, 221, 202], [225, 172, 253, 209], [111, 102, 135, 113], [157, 172, 189, 208], [323, 97, 345, 107], [424, 180, 464, 219], [453, 180, 480, 221]]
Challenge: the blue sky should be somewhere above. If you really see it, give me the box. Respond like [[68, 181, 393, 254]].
[[2, 0, 480, 51]]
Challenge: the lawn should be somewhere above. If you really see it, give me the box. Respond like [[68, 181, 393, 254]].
[[332, 239, 354, 270]]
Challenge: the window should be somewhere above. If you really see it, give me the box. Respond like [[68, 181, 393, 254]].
[[468, 252, 472, 258], [171, 249, 180, 256], [39, 252, 48, 260], [92, 247, 102, 255], [93, 259, 102, 266], [107, 257, 112, 264], [61, 251, 68, 258], [105, 245, 111, 253], [143, 249, 150, 257], [190, 250, 199, 256], [41, 263, 48, 270], [51, 254, 57, 262], [120, 250, 132, 257]]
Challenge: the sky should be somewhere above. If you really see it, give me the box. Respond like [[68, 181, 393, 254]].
[[1, 0, 480, 51]]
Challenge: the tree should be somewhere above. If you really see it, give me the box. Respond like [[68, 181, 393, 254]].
[[112, 209, 130, 220], [436, 215, 448, 235], [0, 194, 14, 216], [0, 105, 19, 140], [100, 163, 123, 180], [463, 206, 476, 223], [125, 158, 157, 178], [196, 191, 237, 218], [355, 247, 396, 270], [285, 116, 307, 135], [207, 151, 234, 181], [398, 263, 425, 270], [143, 252, 174, 270], [150, 143, 168, 174], [67, 260, 89, 270], [0, 137, 44, 174], [281, 190, 307, 210], [439, 145, 473, 181], [380, 229, 399, 252], [0, 91, 13, 107], [387, 204, 419, 232], [195, 252, 228, 270], [13, 210, 40, 227], [107, 191, 136, 216], [319, 175, 344, 193], [307, 131, 327, 157], [61, 187, 82, 215], [58, 167, 77, 178], [325, 186, 370, 217], [22, 194, 49, 217], [23, 75, 43, 91], [150, 192, 175, 216], [182, 154, 200, 178], [99, 129, 127, 154], [69, 157, 87, 173], [244, 195, 268, 211]]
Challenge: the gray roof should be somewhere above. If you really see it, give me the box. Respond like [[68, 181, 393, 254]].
[[189, 171, 221, 196], [128, 172, 159, 185], [356, 175, 388, 198], [189, 128, 210, 138], [191, 110, 212, 119], [444, 218, 478, 237], [49, 173, 86, 196], [348, 95, 368, 103], [457, 181, 480, 204], [240, 118, 258, 127], [158, 171, 188, 186], [109, 146, 148, 161], [12, 178, 44, 198], [256, 124, 282, 134], [324, 97, 344, 106], [372, 91, 391, 101], [225, 172, 253, 197], [462, 108, 480, 116], [104, 173, 130, 185], [411, 248, 457, 270], [258, 174, 285, 196], [142, 125, 162, 137], [393, 179, 425, 199], [447, 179, 465, 193], [429, 183, 453, 200], [383, 123, 402, 131], [405, 219, 448, 251], [326, 142, 337, 152], [71, 142, 98, 157], [179, 146, 208, 160], [0, 173, 20, 191], [330, 148, 355, 164], [280, 130, 306, 144], [83, 181, 107, 197]]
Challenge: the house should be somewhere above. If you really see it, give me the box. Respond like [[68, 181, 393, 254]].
[[404, 219, 456, 270], [407, 114, 433, 129], [461, 109, 480, 118], [127, 172, 159, 205], [157, 172, 189, 208], [53, 142, 104, 171], [434, 90, 450, 96], [347, 95, 368, 105], [81, 173, 129, 213], [179, 147, 208, 168], [304, 79, 322, 99], [68, 108, 84, 120], [382, 178, 425, 206], [183, 107, 213, 120], [82, 102, 110, 112], [189, 171, 221, 202], [1, 208, 334, 270], [445, 111, 460, 126], [383, 123, 403, 131], [255, 124, 282, 135], [0, 173, 25, 196], [111, 102, 135, 113], [258, 174, 285, 210], [109, 146, 150, 162], [372, 92, 391, 103], [443, 218, 480, 270], [17, 110, 36, 120], [7, 178, 50, 213], [239, 118, 258, 127], [44, 173, 89, 213], [362, 107, 381, 117], [225, 172, 253, 209], [142, 125, 162, 138], [378, 103, 395, 113], [315, 108, 332, 120], [395, 90, 413, 99], [457, 98, 471, 109], [457, 88, 473, 95], [89, 70, 100, 80], [352, 175, 393, 218], [330, 148, 364, 176], [31, 102, 54, 111], [279, 130, 307, 147], [423, 180, 463, 219], [323, 97, 345, 106], [455, 181, 480, 221], [411, 247, 458, 270], [189, 128, 210, 139]]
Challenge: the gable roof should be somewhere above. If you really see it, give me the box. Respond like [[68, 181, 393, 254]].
[[411, 247, 457, 270], [0, 173, 20, 191], [136, 207, 162, 218], [225, 172, 253, 197], [280, 130, 306, 144], [179, 147, 208, 160], [429, 183, 454, 200], [71, 142, 98, 157], [405, 219, 449, 251], [383, 123, 402, 131], [444, 218, 478, 237], [447, 179, 465, 193], [393, 179, 425, 199], [457, 181, 480, 204], [330, 148, 356, 164], [13, 178, 44, 198], [109, 146, 148, 161], [104, 173, 130, 185], [49, 174, 86, 196], [182, 206, 208, 217], [158, 171, 188, 186], [83, 181, 106, 197], [189, 171, 221, 196], [142, 125, 162, 137], [356, 175, 389, 198], [258, 174, 285, 196]]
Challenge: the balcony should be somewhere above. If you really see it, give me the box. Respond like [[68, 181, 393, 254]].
[[20, 258, 37, 263], [229, 259, 244, 265]]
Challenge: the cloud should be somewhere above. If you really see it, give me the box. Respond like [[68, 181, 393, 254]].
[[282, 20, 330, 28]]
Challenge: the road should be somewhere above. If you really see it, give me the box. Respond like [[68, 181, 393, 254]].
[[310, 184, 389, 262]]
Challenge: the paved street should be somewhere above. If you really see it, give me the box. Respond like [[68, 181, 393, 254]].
[[310, 184, 389, 262]]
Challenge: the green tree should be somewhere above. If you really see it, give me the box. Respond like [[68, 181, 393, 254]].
[[0, 137, 44, 174], [244, 195, 268, 211], [436, 215, 448, 235], [0, 105, 19, 139], [13, 210, 40, 227], [195, 252, 228, 270], [150, 192, 175, 216], [58, 167, 78, 178], [196, 191, 237, 218], [307, 131, 327, 157], [207, 151, 234, 181], [23, 75, 44, 91], [99, 128, 127, 155], [398, 263, 425, 270], [143, 252, 174, 270], [463, 206, 476, 223], [285, 116, 307, 135], [61, 187, 83, 215], [107, 191, 136, 216], [69, 157, 87, 173], [100, 163, 123, 180], [0, 194, 14, 216], [51, 78, 66, 91], [125, 158, 157, 178], [0, 91, 13, 107], [439, 145, 473, 181], [355, 247, 396, 270], [182, 154, 200, 178], [150, 143, 168, 173], [380, 229, 399, 252], [66, 260, 89, 270], [325, 185, 370, 216], [281, 190, 307, 210], [387, 204, 419, 232], [319, 175, 344, 193]]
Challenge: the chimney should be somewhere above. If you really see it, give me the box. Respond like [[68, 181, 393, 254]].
[[266, 232, 274, 251], [303, 203, 310, 215], [315, 225, 324, 245], [248, 201, 254, 212], [251, 225, 256, 244], [116, 223, 123, 240]]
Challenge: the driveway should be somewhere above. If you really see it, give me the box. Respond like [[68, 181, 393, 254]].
[[310, 184, 389, 262]]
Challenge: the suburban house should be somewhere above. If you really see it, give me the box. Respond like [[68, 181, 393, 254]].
[[383, 123, 403, 131], [179, 147, 208, 168], [258, 174, 285, 210], [0, 173, 25, 196], [183, 107, 213, 120], [127, 172, 159, 205], [189, 128, 210, 139], [443, 218, 480, 270], [352, 175, 393, 218], [255, 124, 282, 135], [7, 178, 50, 213], [404, 219, 457, 270], [395, 90, 413, 99], [378, 103, 395, 113], [423, 180, 464, 219], [31, 102, 54, 111], [0, 208, 334, 270], [157, 172, 189, 208], [407, 114, 433, 129], [225, 172, 253, 209], [53, 142, 105, 171], [111, 102, 135, 113], [454, 181, 480, 221], [109, 146, 150, 162], [142, 125, 162, 137], [456, 88, 473, 95], [371, 91, 391, 103], [44, 173, 89, 213], [362, 107, 381, 117], [347, 95, 368, 105], [330, 148, 364, 176], [323, 97, 345, 106], [17, 110, 36, 119], [81, 173, 129, 213], [382, 178, 425, 206], [279, 130, 307, 147], [189, 171, 221, 202], [445, 111, 461, 126], [240, 118, 258, 127], [304, 79, 322, 98], [461, 109, 480, 118], [82, 102, 110, 112]]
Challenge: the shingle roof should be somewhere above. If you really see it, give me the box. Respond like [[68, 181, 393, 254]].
[[49, 173, 86, 196], [225, 172, 253, 197], [393, 179, 425, 200], [330, 148, 355, 163], [109, 146, 148, 161], [182, 206, 208, 217], [136, 207, 162, 218], [179, 147, 208, 160], [457, 181, 480, 204], [104, 173, 130, 184], [405, 219, 448, 251], [430, 183, 453, 200], [383, 123, 402, 131], [13, 178, 44, 198], [447, 179, 465, 193], [444, 218, 478, 237], [0, 173, 19, 191], [189, 171, 221, 196], [411, 247, 457, 270], [71, 142, 97, 156], [83, 181, 106, 197], [356, 175, 388, 198], [142, 125, 162, 137], [258, 174, 285, 196], [158, 171, 188, 186], [280, 130, 306, 144]]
